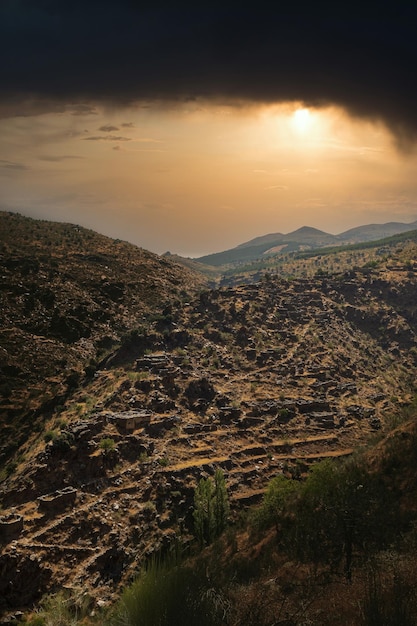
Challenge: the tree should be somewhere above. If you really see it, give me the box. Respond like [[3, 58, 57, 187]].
[[254, 474, 299, 534], [213, 468, 230, 537], [193, 469, 229, 546]]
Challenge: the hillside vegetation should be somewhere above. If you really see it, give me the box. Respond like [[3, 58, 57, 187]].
[[20, 410, 417, 625]]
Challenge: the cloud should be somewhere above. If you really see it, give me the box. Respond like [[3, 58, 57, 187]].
[[83, 135, 132, 142], [38, 154, 84, 162], [0, 2, 416, 143], [111, 143, 166, 153], [99, 124, 120, 132], [135, 138, 163, 143], [0, 159, 28, 170], [69, 104, 98, 116]]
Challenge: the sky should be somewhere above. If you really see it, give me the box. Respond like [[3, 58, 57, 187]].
[[1, 1, 417, 257]]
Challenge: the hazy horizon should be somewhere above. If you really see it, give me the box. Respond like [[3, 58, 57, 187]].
[[4, 204, 417, 260]]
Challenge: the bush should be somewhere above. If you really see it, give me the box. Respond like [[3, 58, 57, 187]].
[[5, 460, 18, 477], [44, 430, 57, 443], [29, 589, 93, 626], [109, 556, 227, 626], [99, 438, 116, 452], [51, 431, 75, 453]]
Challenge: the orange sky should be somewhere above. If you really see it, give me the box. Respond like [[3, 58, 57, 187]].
[[1, 102, 417, 257]]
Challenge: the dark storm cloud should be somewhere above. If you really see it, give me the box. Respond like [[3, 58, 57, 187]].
[[1, 1, 417, 141]]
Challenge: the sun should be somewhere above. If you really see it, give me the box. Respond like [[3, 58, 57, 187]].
[[291, 108, 311, 134]]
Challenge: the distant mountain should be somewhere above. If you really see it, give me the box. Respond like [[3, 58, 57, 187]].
[[196, 226, 339, 267], [195, 220, 417, 267], [235, 231, 284, 249], [339, 220, 417, 243], [236, 226, 337, 249]]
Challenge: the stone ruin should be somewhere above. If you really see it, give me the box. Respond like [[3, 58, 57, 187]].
[[107, 410, 153, 434], [0, 512, 24, 543], [37, 486, 77, 514]]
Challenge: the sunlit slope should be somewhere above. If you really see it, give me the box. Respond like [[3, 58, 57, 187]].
[[0, 211, 206, 465]]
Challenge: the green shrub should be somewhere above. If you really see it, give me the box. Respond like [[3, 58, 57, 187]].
[[51, 431, 75, 453], [109, 556, 226, 626], [5, 460, 18, 477], [44, 430, 58, 443], [30, 589, 93, 626], [278, 408, 292, 420], [99, 438, 116, 452]]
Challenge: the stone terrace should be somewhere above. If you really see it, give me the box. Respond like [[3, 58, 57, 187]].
[[1, 272, 416, 614]]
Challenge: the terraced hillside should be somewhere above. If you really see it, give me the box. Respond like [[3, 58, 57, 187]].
[[1, 249, 417, 617]]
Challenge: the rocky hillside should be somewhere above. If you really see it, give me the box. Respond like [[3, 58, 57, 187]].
[[0, 211, 206, 468], [1, 232, 417, 619]]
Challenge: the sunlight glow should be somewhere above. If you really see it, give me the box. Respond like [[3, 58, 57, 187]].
[[292, 108, 312, 133], [0, 101, 414, 256]]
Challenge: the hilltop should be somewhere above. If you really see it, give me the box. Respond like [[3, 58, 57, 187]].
[[1, 215, 417, 620]]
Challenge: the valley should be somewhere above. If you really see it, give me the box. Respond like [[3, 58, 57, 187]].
[[1, 212, 417, 620]]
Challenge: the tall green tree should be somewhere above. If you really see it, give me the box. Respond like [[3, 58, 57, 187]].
[[214, 468, 230, 537], [193, 469, 229, 546]]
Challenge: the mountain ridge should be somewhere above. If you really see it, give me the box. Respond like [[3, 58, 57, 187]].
[[195, 219, 417, 267], [338, 219, 417, 241]]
